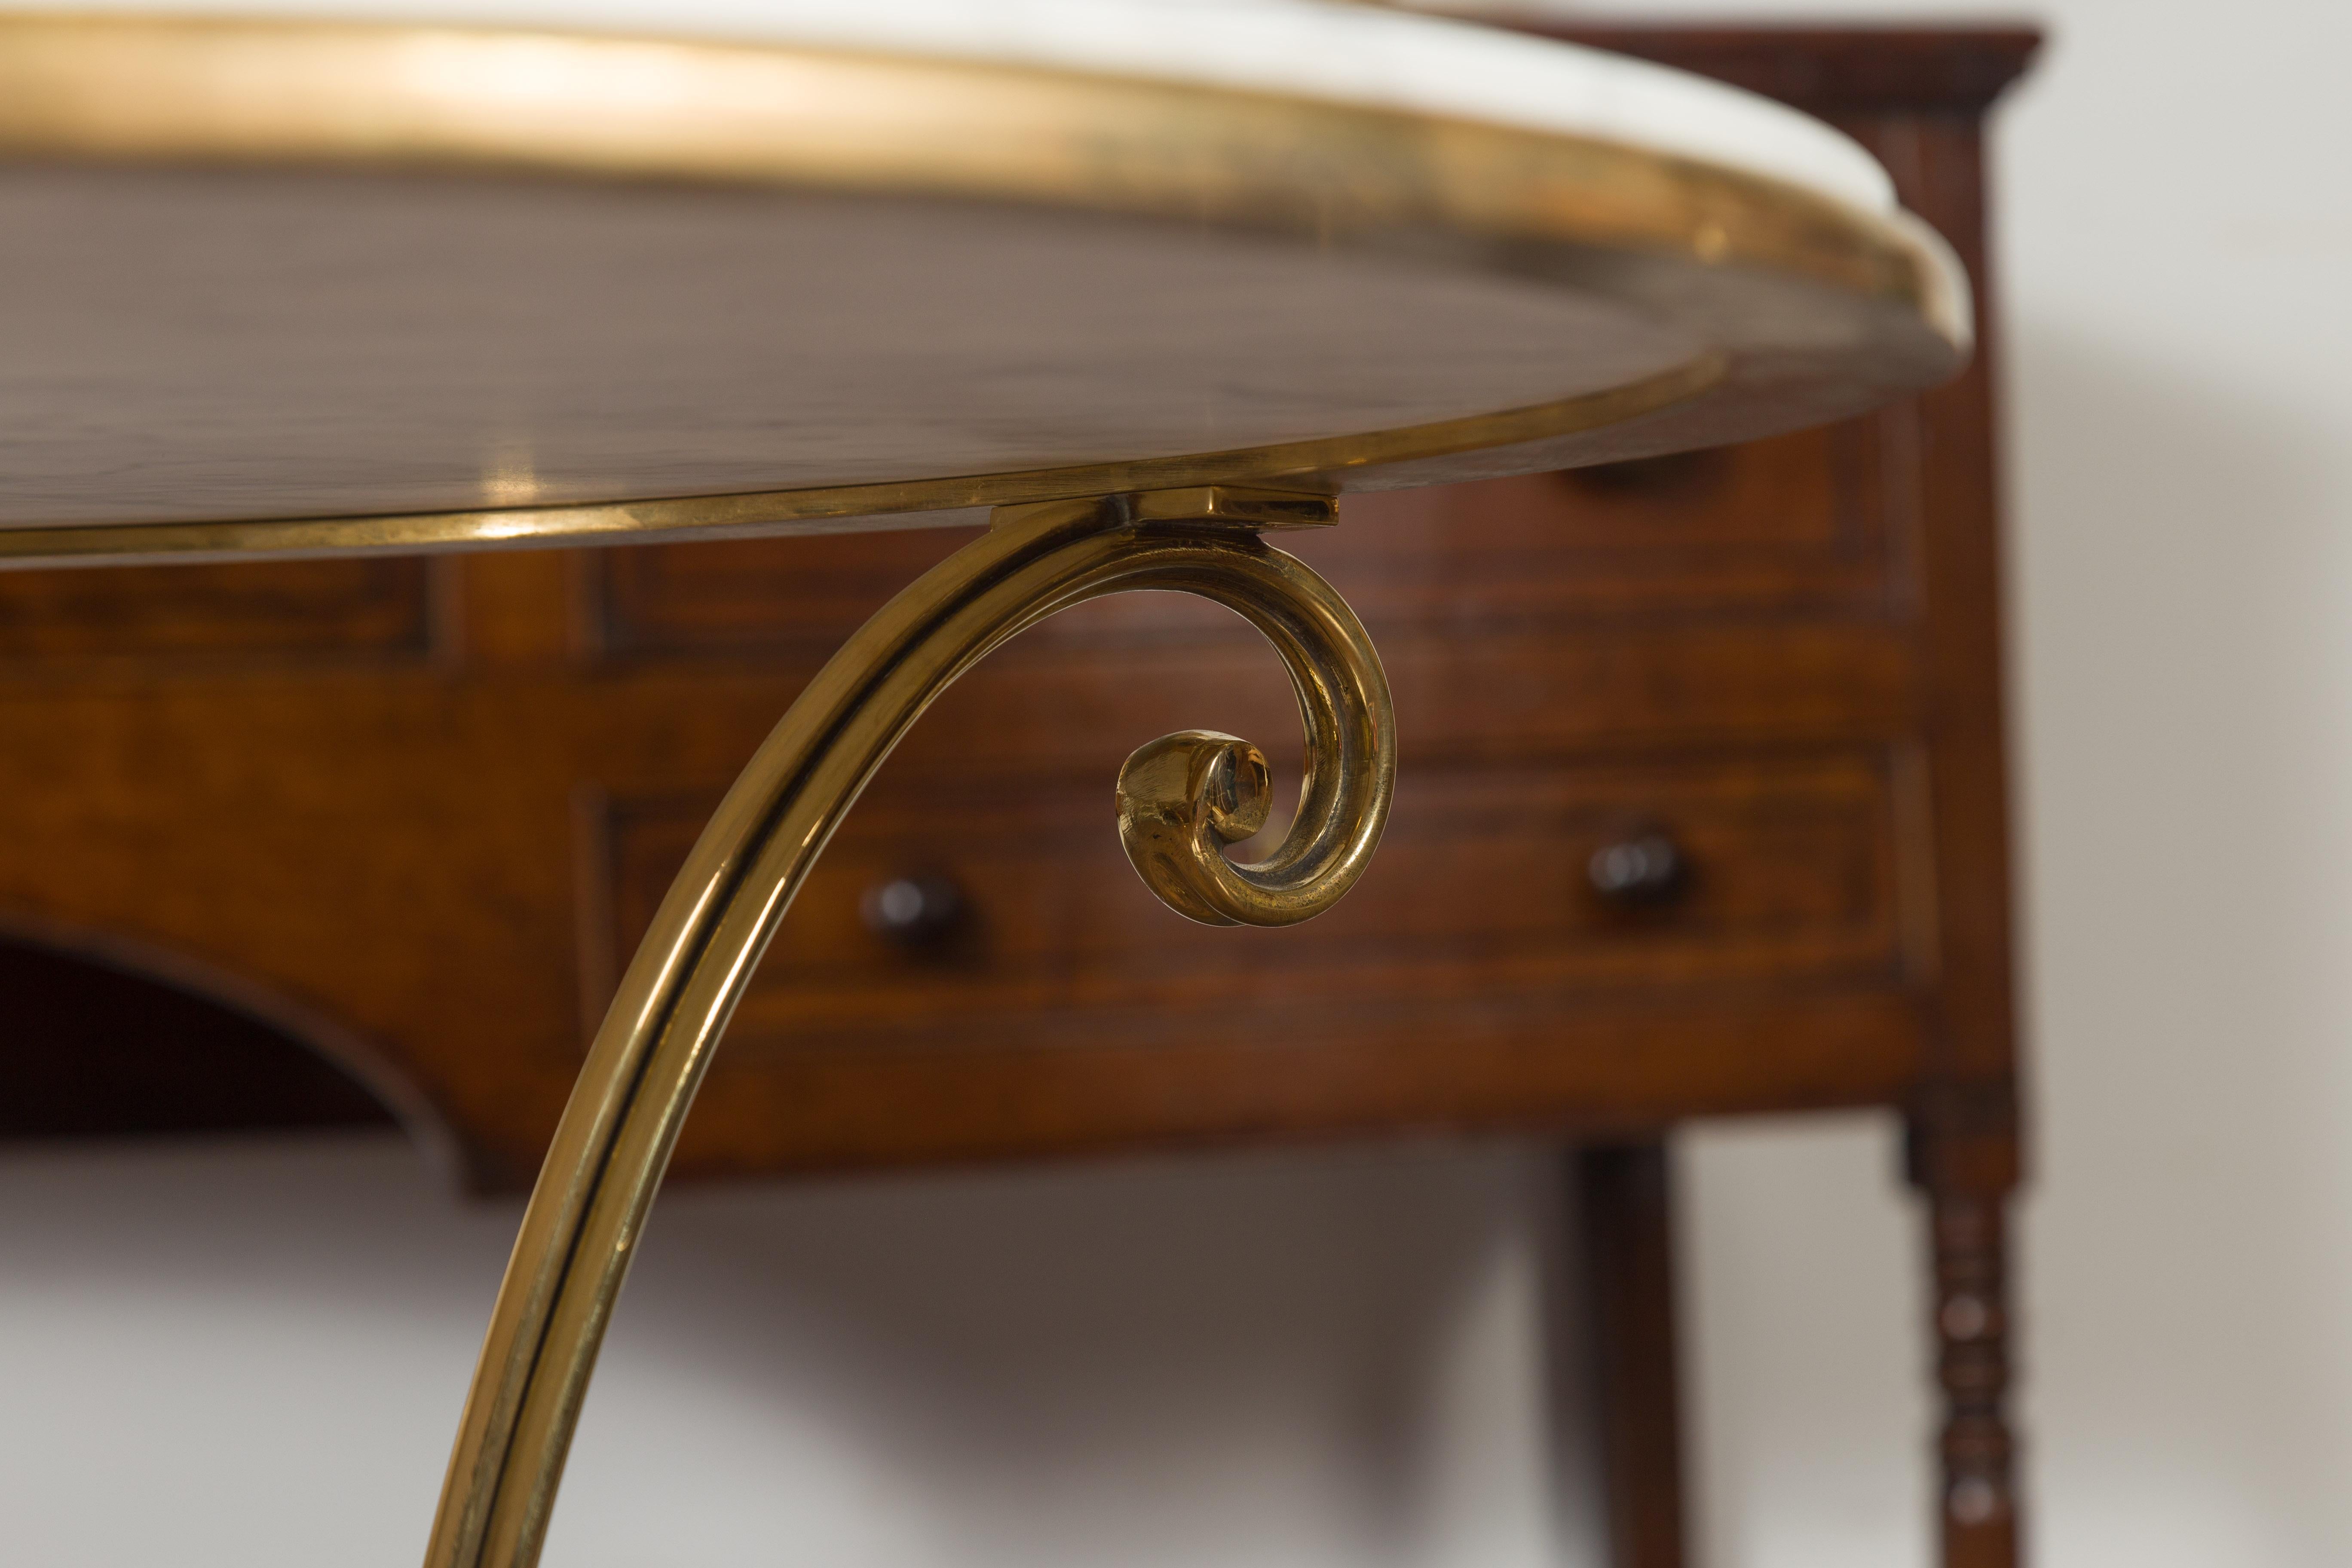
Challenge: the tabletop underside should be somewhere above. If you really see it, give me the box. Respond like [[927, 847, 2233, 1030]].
[[1, 168, 1708, 528], [0, 15, 1970, 559]]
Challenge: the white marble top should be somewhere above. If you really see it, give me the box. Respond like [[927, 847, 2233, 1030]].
[[36, 0, 1896, 212]]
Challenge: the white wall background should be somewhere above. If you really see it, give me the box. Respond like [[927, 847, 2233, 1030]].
[[6, 0, 2352, 1564], [0, 1135, 1592, 1568], [1619, 0, 2352, 1563]]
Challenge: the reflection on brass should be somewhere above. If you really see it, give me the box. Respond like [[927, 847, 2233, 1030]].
[[424, 486, 1395, 1568], [1124, 486, 1341, 532]]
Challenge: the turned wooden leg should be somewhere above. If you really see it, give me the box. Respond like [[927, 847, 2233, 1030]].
[[1909, 1090, 2023, 1568], [1575, 1139, 1689, 1568]]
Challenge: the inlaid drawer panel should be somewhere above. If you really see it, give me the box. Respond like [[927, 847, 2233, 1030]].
[[1324, 419, 1890, 622], [588, 422, 1890, 661], [594, 524, 979, 658], [0, 557, 432, 662], [591, 748, 1909, 1054]]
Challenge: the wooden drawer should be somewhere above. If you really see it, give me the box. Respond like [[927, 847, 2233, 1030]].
[[587, 420, 1892, 662], [1324, 419, 1890, 624], [0, 557, 432, 664], [588, 745, 1926, 1172], [592, 747, 1911, 1053], [594, 524, 977, 659]]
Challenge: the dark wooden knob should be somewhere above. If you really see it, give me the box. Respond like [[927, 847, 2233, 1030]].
[[860, 872, 965, 947], [1586, 830, 1687, 904]]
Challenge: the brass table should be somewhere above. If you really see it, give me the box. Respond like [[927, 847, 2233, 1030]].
[[0, 5, 1969, 1565]]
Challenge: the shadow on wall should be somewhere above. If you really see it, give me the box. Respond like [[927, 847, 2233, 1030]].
[[563, 1140, 1594, 1568], [0, 1129, 1596, 1568]]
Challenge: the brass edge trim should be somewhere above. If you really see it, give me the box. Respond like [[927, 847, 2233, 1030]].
[[0, 14, 1948, 326], [0, 356, 1721, 564]]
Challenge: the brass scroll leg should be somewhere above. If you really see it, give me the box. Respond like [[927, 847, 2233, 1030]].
[[422, 485, 1395, 1568]]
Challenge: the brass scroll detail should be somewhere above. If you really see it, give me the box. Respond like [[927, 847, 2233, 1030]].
[[423, 487, 1394, 1568]]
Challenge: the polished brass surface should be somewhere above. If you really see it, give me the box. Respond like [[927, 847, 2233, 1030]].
[[0, 15, 1960, 324], [425, 486, 1394, 1568], [0, 14, 1965, 556], [1124, 485, 1341, 533]]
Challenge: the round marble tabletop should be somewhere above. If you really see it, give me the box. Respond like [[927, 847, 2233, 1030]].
[[0, 0, 1969, 562]]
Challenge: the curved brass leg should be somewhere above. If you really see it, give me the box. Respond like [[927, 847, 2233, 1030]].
[[423, 487, 1395, 1568]]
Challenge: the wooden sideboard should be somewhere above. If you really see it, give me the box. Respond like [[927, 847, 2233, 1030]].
[[0, 25, 2039, 1568]]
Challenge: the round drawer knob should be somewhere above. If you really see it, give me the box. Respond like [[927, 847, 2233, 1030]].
[[1587, 830, 1687, 904], [860, 872, 965, 947]]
